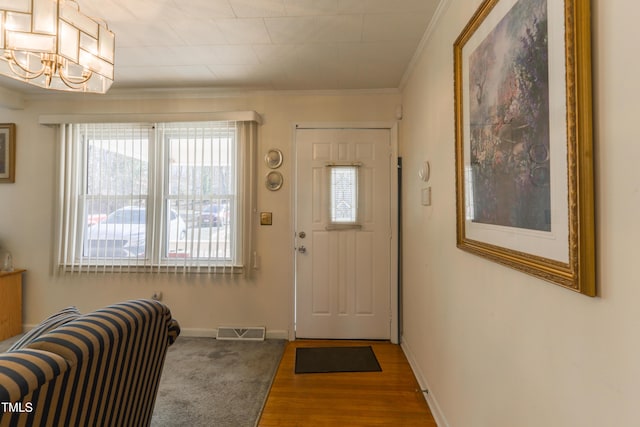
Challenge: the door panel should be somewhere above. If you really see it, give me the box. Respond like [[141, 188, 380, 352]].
[[295, 128, 393, 339]]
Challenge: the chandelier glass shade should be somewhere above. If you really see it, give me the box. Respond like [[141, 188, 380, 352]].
[[0, 0, 114, 93]]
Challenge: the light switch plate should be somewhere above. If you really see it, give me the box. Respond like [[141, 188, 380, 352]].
[[421, 187, 432, 206]]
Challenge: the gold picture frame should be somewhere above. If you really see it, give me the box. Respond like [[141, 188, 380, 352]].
[[453, 0, 595, 296], [0, 123, 16, 183]]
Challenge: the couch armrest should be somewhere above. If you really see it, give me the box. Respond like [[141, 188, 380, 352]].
[[11, 299, 179, 427], [0, 349, 70, 416]]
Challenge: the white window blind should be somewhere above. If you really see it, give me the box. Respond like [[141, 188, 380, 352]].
[[55, 119, 258, 274]]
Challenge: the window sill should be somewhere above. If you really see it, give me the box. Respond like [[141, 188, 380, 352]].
[[325, 224, 362, 231], [57, 264, 245, 275]]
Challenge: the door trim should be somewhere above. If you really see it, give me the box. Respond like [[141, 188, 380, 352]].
[[291, 122, 399, 344]]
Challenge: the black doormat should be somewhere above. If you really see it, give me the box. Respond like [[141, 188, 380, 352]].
[[295, 346, 382, 374]]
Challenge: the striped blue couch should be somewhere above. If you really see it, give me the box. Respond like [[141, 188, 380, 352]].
[[0, 299, 180, 427]]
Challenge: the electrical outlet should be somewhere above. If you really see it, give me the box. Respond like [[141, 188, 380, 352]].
[[151, 291, 162, 301]]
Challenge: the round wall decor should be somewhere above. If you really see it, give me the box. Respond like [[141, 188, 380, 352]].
[[265, 149, 283, 169], [265, 171, 283, 191]]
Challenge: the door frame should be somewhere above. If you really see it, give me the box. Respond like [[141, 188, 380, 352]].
[[291, 122, 399, 344]]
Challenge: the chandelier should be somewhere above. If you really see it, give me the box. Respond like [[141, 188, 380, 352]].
[[0, 0, 114, 93]]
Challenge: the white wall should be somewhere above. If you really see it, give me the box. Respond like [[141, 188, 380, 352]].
[[400, 1, 640, 426], [0, 90, 400, 338]]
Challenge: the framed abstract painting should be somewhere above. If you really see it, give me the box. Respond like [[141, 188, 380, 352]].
[[453, 0, 595, 295]]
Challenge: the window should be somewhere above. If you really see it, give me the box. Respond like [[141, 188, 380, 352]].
[[327, 164, 361, 230], [56, 119, 258, 273]]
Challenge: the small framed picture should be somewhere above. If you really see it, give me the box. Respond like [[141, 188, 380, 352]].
[[0, 123, 16, 183]]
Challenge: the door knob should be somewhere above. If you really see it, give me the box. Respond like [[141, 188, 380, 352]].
[[297, 245, 307, 254]]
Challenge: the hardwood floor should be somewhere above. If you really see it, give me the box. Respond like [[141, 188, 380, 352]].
[[258, 340, 437, 426]]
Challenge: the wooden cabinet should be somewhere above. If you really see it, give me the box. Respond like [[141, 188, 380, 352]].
[[0, 269, 24, 341]]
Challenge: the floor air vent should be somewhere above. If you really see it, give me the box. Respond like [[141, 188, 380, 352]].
[[216, 326, 265, 341]]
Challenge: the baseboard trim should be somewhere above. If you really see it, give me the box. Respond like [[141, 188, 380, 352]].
[[22, 324, 290, 341], [179, 328, 217, 338], [180, 328, 289, 340], [400, 336, 450, 427]]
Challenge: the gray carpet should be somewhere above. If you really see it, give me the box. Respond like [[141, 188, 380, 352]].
[[0, 334, 286, 427], [151, 337, 286, 427]]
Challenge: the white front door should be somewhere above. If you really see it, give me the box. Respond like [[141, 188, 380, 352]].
[[295, 127, 396, 340]]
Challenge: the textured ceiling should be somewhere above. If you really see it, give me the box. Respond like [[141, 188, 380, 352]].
[[0, 0, 441, 94]]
